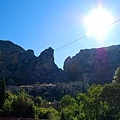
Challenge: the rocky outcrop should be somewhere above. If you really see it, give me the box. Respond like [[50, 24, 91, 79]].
[[64, 45, 120, 84], [0, 40, 67, 85], [1, 40, 120, 85]]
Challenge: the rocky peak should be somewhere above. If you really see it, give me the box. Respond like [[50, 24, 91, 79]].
[[26, 49, 34, 56], [0, 40, 25, 53], [38, 47, 54, 63], [0, 40, 67, 85]]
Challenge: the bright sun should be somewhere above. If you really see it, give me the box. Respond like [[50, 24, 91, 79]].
[[85, 6, 113, 40]]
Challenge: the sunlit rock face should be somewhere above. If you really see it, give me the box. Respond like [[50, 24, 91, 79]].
[[0, 40, 67, 85], [64, 45, 120, 84]]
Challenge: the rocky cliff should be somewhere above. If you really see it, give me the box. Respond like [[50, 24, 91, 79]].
[[0, 40, 67, 85], [64, 45, 120, 84], [1, 40, 120, 85]]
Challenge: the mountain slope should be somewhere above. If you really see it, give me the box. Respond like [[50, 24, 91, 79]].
[[1, 40, 120, 85], [64, 45, 120, 84], [0, 40, 67, 85]]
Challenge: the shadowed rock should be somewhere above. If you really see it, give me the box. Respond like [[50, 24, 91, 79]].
[[0, 40, 67, 85], [64, 45, 120, 84]]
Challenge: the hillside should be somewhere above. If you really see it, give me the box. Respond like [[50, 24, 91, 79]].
[[0, 40, 120, 85], [0, 40, 67, 85], [64, 45, 120, 84]]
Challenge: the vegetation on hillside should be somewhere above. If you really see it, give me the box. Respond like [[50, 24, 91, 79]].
[[0, 67, 120, 120]]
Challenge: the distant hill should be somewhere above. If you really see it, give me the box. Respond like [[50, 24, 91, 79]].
[[64, 45, 120, 84], [0, 40, 67, 85], [0, 40, 120, 85]]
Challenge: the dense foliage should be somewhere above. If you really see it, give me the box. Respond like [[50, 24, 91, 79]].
[[59, 83, 120, 120], [0, 90, 58, 119], [0, 67, 120, 120]]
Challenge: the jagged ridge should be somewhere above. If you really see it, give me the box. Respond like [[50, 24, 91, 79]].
[[0, 40, 120, 85], [0, 40, 67, 85]]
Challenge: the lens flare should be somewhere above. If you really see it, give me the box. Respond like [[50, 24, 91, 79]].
[[85, 6, 113, 40]]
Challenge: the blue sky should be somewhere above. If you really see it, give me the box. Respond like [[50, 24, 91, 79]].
[[0, 0, 120, 68]]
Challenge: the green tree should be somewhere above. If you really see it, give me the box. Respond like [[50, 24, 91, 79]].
[[60, 95, 78, 120], [100, 83, 120, 119], [34, 107, 48, 119], [0, 78, 6, 109], [34, 96, 43, 107], [60, 109, 66, 120], [78, 85, 103, 120], [60, 95, 76, 108], [10, 91, 34, 118], [76, 93, 87, 119], [3, 99, 12, 116], [3, 91, 17, 116], [113, 67, 120, 84], [49, 108, 60, 120], [34, 107, 58, 119], [60, 108, 76, 120], [76, 93, 86, 105]]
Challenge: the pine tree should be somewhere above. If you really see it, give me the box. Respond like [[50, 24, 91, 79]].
[[0, 78, 6, 109]]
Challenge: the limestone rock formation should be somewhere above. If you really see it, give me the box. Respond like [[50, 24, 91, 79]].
[[64, 45, 120, 84], [0, 40, 67, 85], [1, 40, 120, 85]]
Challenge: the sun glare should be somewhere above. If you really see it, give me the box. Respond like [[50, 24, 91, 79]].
[[85, 6, 113, 40]]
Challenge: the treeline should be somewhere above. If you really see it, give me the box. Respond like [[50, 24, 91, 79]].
[[59, 67, 120, 120], [0, 90, 60, 119], [0, 67, 120, 120]]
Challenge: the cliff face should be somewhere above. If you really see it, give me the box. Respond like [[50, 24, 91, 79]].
[[64, 45, 120, 84], [0, 40, 67, 85], [1, 40, 120, 85]]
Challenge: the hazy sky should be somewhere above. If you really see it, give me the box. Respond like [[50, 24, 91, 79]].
[[0, 0, 120, 68]]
